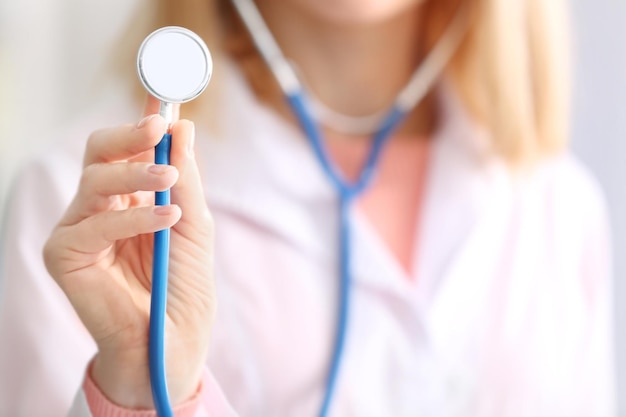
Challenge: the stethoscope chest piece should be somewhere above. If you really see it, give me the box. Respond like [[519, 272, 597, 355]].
[[137, 26, 212, 106]]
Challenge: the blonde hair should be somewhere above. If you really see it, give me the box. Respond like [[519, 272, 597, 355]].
[[448, 0, 571, 164], [120, 0, 570, 165]]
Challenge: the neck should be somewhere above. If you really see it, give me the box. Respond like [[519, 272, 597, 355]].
[[255, 1, 428, 125]]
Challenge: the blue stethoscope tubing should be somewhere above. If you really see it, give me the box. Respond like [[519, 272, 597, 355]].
[[150, 132, 175, 417], [288, 93, 406, 417], [147, 100, 405, 417], [148, 0, 466, 410]]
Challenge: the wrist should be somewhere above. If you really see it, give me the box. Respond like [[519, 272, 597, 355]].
[[92, 352, 153, 409], [85, 360, 204, 417], [91, 349, 205, 409]]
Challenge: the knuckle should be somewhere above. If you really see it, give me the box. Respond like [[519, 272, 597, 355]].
[[42, 231, 66, 286], [196, 208, 215, 237], [126, 207, 147, 234], [121, 163, 138, 192], [79, 163, 109, 198], [96, 211, 119, 243], [80, 163, 98, 188], [86, 128, 106, 151]]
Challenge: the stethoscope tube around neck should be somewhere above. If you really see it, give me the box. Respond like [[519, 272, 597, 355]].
[[229, 1, 468, 416], [288, 94, 407, 417]]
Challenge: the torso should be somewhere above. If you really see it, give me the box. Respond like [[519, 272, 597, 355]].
[[325, 135, 430, 278]]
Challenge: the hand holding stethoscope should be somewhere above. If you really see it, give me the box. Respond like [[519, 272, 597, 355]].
[[43, 27, 215, 412]]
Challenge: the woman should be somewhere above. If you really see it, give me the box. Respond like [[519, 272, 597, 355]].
[[0, 0, 615, 416]]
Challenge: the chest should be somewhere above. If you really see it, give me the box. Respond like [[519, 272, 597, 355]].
[[326, 136, 430, 276]]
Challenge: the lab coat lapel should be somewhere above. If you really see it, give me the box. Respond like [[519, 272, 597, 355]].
[[416, 86, 516, 373], [346, 86, 513, 303], [426, 166, 514, 355]]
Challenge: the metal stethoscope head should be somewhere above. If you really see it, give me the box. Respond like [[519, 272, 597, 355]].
[[137, 26, 212, 124]]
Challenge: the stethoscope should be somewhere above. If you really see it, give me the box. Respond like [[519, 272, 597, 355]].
[[136, 26, 212, 417], [137, 1, 466, 414]]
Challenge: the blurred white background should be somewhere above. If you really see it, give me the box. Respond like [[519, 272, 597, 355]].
[[0, 0, 139, 203], [569, 1, 626, 414], [0, 0, 624, 413]]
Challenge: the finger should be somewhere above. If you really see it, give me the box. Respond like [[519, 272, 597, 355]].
[[84, 116, 167, 167], [61, 205, 182, 255], [81, 162, 179, 197], [168, 120, 213, 230], [143, 95, 181, 123], [63, 162, 180, 224]]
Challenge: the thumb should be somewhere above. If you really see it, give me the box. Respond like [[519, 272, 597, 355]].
[[168, 119, 211, 227]]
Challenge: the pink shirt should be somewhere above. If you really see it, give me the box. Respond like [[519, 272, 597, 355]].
[[0, 65, 615, 416], [81, 364, 237, 417], [82, 368, 201, 417]]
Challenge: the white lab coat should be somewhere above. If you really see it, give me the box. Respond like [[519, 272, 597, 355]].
[[0, 64, 616, 417]]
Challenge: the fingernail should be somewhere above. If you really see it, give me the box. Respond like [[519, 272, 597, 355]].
[[154, 206, 172, 216], [137, 114, 156, 129], [148, 164, 172, 175], [187, 123, 196, 157]]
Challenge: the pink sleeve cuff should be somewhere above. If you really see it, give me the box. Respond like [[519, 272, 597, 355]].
[[83, 366, 203, 417]]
